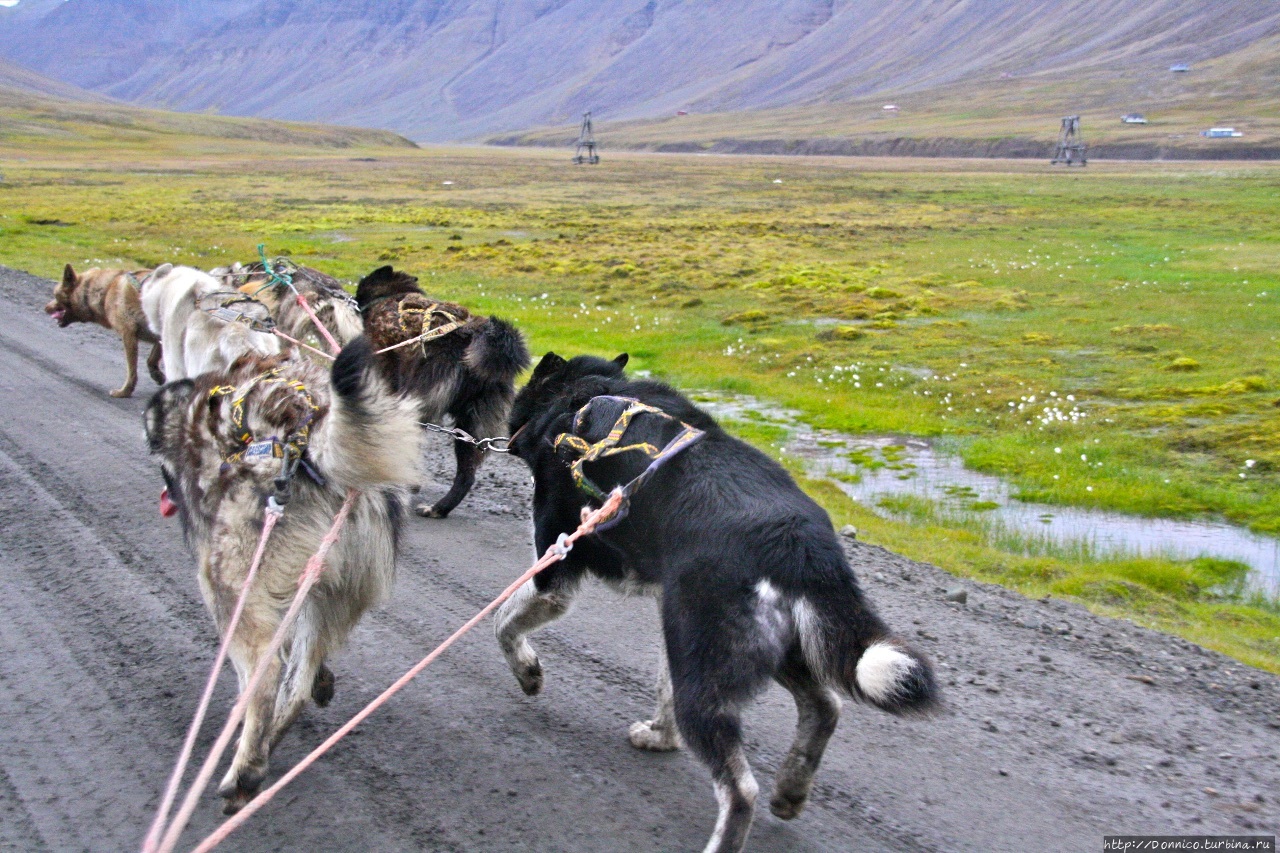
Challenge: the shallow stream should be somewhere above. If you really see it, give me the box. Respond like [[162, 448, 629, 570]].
[[698, 394, 1280, 597]]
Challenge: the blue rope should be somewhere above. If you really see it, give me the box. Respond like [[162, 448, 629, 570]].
[[256, 243, 296, 293]]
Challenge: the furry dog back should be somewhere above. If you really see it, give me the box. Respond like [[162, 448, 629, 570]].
[[144, 339, 421, 813]]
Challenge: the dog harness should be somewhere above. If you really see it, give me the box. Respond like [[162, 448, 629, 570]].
[[208, 368, 322, 499], [553, 396, 705, 525], [235, 250, 360, 312], [198, 291, 277, 334], [392, 297, 466, 354]]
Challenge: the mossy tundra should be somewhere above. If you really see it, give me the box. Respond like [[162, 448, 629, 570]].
[[1, 129, 1277, 670]]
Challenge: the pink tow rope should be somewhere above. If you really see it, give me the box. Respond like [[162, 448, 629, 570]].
[[140, 499, 284, 853], [149, 489, 360, 853], [293, 292, 342, 356], [184, 489, 626, 853]]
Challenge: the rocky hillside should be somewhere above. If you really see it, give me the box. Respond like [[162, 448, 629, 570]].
[[1, 0, 1277, 144]]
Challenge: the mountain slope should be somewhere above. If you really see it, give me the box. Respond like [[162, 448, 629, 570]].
[[0, 60, 416, 151], [0, 57, 110, 102], [0, 0, 1277, 144]]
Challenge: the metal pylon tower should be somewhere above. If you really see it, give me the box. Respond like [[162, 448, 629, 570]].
[[1051, 115, 1087, 166], [573, 111, 599, 165]]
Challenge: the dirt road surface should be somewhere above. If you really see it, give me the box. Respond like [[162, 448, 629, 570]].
[[1, 265, 1277, 852]]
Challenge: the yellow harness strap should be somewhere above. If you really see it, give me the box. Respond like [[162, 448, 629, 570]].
[[208, 368, 319, 466]]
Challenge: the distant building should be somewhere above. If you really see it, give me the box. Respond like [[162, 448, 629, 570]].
[[676, 110, 688, 116], [1201, 127, 1243, 138], [1169, 63, 1191, 72], [1121, 114, 1148, 124], [882, 104, 899, 111]]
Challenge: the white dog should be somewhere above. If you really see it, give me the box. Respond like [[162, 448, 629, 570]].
[[141, 264, 280, 380]]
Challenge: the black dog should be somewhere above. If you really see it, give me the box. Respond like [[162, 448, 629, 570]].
[[356, 265, 529, 517], [495, 352, 939, 853]]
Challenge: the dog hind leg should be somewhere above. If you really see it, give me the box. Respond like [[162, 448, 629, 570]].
[[664, 577, 777, 851], [112, 327, 139, 398], [312, 662, 336, 707], [415, 438, 480, 518], [269, 605, 326, 748], [219, 630, 282, 814], [146, 341, 164, 384], [769, 656, 841, 820], [495, 576, 577, 695], [674, 696, 758, 853], [629, 620, 682, 751]]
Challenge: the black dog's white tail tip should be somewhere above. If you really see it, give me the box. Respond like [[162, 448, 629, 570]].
[[855, 641, 938, 714]]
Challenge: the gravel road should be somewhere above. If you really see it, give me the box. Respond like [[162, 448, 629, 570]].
[[1, 265, 1277, 852]]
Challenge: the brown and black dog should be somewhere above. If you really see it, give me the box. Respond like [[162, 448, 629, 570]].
[[355, 265, 530, 518], [45, 264, 164, 398]]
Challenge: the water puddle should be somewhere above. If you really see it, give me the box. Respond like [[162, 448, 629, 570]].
[[697, 394, 1280, 597]]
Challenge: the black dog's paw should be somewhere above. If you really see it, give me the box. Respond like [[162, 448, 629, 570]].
[[628, 719, 682, 752], [414, 501, 449, 519], [149, 366, 166, 385]]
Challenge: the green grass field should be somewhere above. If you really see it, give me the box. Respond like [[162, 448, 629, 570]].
[[2, 124, 1278, 670]]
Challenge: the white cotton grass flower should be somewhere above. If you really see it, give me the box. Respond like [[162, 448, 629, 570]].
[[1245, 459, 1257, 468]]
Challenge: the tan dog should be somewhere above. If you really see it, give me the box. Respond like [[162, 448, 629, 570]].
[[44, 264, 163, 397]]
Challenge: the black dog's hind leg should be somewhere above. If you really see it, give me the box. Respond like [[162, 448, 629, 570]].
[[664, 585, 766, 853], [673, 687, 758, 853], [415, 437, 481, 519], [629, 599, 682, 751], [769, 655, 842, 820], [495, 569, 580, 695]]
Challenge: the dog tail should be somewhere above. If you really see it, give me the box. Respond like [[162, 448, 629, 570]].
[[464, 316, 531, 384], [794, 578, 939, 715], [307, 295, 364, 346], [327, 300, 366, 346], [310, 337, 421, 489]]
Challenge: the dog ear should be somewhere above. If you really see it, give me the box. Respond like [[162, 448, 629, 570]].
[[147, 263, 174, 284], [531, 352, 566, 380], [613, 353, 629, 369], [143, 379, 196, 453], [62, 263, 76, 286]]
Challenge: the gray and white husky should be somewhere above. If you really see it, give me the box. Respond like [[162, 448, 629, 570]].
[[144, 339, 420, 813]]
